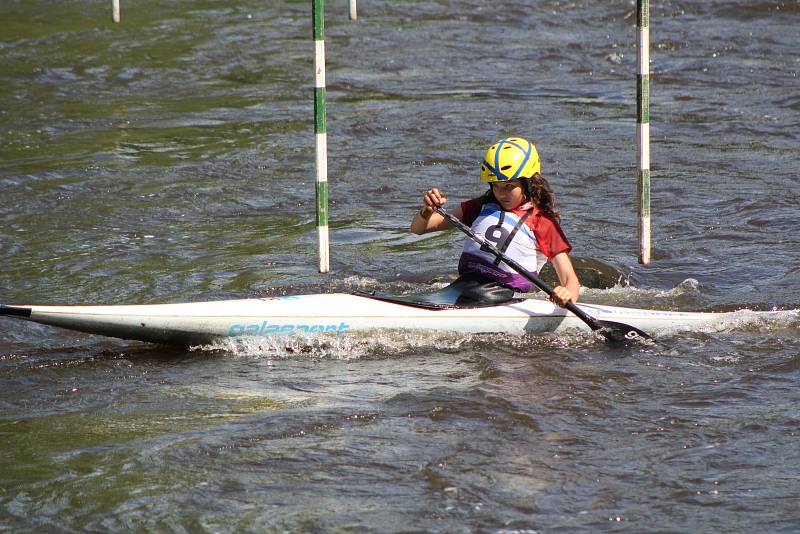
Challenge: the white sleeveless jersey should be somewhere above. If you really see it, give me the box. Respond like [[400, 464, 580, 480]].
[[459, 202, 548, 290]]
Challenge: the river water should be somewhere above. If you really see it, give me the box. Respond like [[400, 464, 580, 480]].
[[2, 0, 799, 531]]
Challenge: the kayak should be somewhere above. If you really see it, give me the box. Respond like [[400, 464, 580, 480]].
[[0, 292, 784, 346]]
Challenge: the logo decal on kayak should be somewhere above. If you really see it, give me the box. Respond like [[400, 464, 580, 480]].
[[228, 320, 350, 337]]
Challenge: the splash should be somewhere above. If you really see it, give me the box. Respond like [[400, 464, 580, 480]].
[[692, 308, 800, 335], [575, 278, 705, 306], [190, 330, 482, 360]]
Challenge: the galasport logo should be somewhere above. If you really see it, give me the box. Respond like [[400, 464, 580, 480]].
[[228, 321, 350, 337]]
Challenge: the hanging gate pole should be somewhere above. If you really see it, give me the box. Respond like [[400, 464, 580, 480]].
[[312, 0, 330, 272], [637, 0, 651, 264]]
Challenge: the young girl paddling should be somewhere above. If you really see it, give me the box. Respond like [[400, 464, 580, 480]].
[[411, 137, 580, 307]]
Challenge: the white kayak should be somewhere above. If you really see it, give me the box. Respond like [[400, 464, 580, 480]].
[[0, 292, 784, 346]]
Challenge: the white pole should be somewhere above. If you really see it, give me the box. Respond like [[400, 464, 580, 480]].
[[349, 0, 357, 21], [313, 0, 330, 273], [112, 0, 120, 23], [637, 0, 651, 264]]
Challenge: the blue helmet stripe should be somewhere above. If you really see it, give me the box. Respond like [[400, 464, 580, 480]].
[[482, 158, 502, 180], [494, 139, 506, 179], [507, 139, 531, 180]]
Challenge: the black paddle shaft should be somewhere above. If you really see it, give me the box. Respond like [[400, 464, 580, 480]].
[[434, 207, 653, 342]]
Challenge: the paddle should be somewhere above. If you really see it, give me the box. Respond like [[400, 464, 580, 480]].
[[434, 206, 653, 342]]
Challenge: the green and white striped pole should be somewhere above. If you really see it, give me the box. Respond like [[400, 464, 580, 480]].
[[313, 0, 330, 273], [637, 0, 651, 264], [112, 0, 120, 23]]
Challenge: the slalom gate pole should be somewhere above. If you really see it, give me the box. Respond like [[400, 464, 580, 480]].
[[637, 0, 651, 264], [313, 0, 330, 272]]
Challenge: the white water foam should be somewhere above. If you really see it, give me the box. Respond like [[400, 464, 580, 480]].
[[190, 330, 482, 360], [577, 278, 704, 303]]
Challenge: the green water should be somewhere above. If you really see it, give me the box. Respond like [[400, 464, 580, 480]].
[[2, 0, 800, 531]]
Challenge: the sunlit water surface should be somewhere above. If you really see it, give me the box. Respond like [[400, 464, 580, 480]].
[[2, 0, 799, 531]]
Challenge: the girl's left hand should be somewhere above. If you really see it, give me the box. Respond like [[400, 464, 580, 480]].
[[550, 285, 573, 307]]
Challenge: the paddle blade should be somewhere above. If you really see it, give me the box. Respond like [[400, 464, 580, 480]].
[[595, 320, 654, 343]]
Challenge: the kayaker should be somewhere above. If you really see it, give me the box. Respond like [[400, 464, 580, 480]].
[[411, 137, 580, 307]]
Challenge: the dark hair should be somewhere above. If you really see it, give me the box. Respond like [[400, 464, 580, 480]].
[[484, 173, 561, 222]]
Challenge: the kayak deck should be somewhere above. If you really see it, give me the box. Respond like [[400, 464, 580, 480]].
[[353, 289, 526, 310]]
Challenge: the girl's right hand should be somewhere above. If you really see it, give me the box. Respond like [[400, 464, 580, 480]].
[[423, 188, 446, 207], [412, 187, 459, 234], [421, 188, 447, 217]]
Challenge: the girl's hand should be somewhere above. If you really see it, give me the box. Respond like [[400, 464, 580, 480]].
[[550, 285, 573, 307], [549, 253, 580, 306], [412, 187, 460, 234], [419, 188, 447, 218]]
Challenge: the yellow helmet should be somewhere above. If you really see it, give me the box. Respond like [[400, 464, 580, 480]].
[[480, 137, 540, 182]]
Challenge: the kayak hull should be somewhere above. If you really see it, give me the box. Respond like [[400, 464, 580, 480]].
[[0, 293, 771, 346]]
